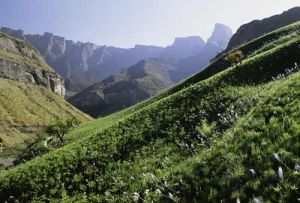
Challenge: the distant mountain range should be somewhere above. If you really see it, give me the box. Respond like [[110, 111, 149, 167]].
[[68, 24, 233, 116], [69, 58, 179, 117], [0, 24, 232, 97]]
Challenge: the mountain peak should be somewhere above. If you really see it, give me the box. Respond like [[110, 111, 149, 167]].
[[207, 23, 232, 49], [172, 36, 205, 47], [0, 27, 26, 40]]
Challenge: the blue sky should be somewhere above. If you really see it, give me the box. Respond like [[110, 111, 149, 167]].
[[0, 0, 299, 48]]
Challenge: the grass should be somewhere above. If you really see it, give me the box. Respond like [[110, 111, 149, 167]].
[[0, 21, 299, 202], [0, 78, 90, 152]]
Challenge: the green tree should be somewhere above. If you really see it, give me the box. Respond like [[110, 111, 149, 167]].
[[45, 119, 78, 143], [225, 50, 245, 65]]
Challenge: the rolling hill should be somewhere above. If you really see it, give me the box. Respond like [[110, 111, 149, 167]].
[[0, 20, 300, 203], [0, 32, 90, 157]]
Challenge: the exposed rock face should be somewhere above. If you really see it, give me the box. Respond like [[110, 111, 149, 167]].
[[0, 23, 232, 98], [208, 23, 233, 50], [174, 23, 233, 80], [0, 32, 65, 96], [0, 27, 227, 97], [227, 7, 300, 50]]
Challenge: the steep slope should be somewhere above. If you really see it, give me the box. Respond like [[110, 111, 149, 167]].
[[0, 21, 299, 202], [69, 58, 179, 117], [0, 32, 90, 152], [227, 6, 300, 50]]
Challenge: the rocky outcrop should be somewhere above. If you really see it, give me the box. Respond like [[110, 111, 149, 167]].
[[227, 7, 300, 50], [207, 23, 233, 50], [0, 32, 65, 96], [0, 59, 65, 96]]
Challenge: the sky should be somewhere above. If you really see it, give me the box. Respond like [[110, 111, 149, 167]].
[[0, 0, 299, 48]]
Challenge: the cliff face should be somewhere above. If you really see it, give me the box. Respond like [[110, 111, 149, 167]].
[[0, 32, 65, 96], [0, 23, 232, 98], [227, 7, 300, 50]]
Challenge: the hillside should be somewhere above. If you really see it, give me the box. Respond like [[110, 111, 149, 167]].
[[0, 21, 300, 203], [227, 6, 300, 50], [0, 24, 232, 97], [0, 32, 90, 157], [69, 58, 179, 117]]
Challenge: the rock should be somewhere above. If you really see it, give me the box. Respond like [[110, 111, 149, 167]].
[[227, 7, 300, 50], [0, 32, 65, 97]]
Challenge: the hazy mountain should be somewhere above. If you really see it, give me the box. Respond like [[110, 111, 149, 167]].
[[0, 24, 231, 97], [159, 36, 205, 59], [175, 23, 233, 80], [68, 58, 179, 117], [227, 7, 300, 50], [68, 23, 232, 117]]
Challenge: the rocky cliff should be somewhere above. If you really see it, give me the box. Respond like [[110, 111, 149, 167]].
[[0, 32, 65, 96], [227, 7, 300, 50], [0, 25, 231, 97]]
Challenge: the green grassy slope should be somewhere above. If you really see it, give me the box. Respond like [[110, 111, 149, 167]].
[[0, 78, 90, 149], [0, 32, 91, 154], [0, 22, 299, 202]]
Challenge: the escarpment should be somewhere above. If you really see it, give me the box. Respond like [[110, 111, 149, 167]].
[[0, 32, 65, 96]]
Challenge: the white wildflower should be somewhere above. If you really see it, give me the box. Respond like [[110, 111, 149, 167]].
[[278, 166, 284, 182], [144, 189, 150, 196], [236, 198, 241, 203], [249, 169, 255, 175], [295, 164, 300, 171], [150, 173, 157, 181], [273, 153, 281, 162], [133, 192, 140, 202], [253, 197, 263, 203], [155, 189, 161, 195], [168, 192, 174, 200]]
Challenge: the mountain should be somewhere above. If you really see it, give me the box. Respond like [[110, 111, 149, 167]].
[[0, 32, 90, 155], [0, 24, 231, 97], [69, 58, 179, 117], [159, 36, 205, 59], [0, 28, 165, 97], [227, 7, 300, 50], [174, 23, 233, 81], [68, 24, 232, 117], [1, 19, 299, 202]]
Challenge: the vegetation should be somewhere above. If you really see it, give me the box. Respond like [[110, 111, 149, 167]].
[[0, 21, 300, 202], [224, 50, 244, 65], [0, 78, 90, 156], [13, 119, 80, 166]]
